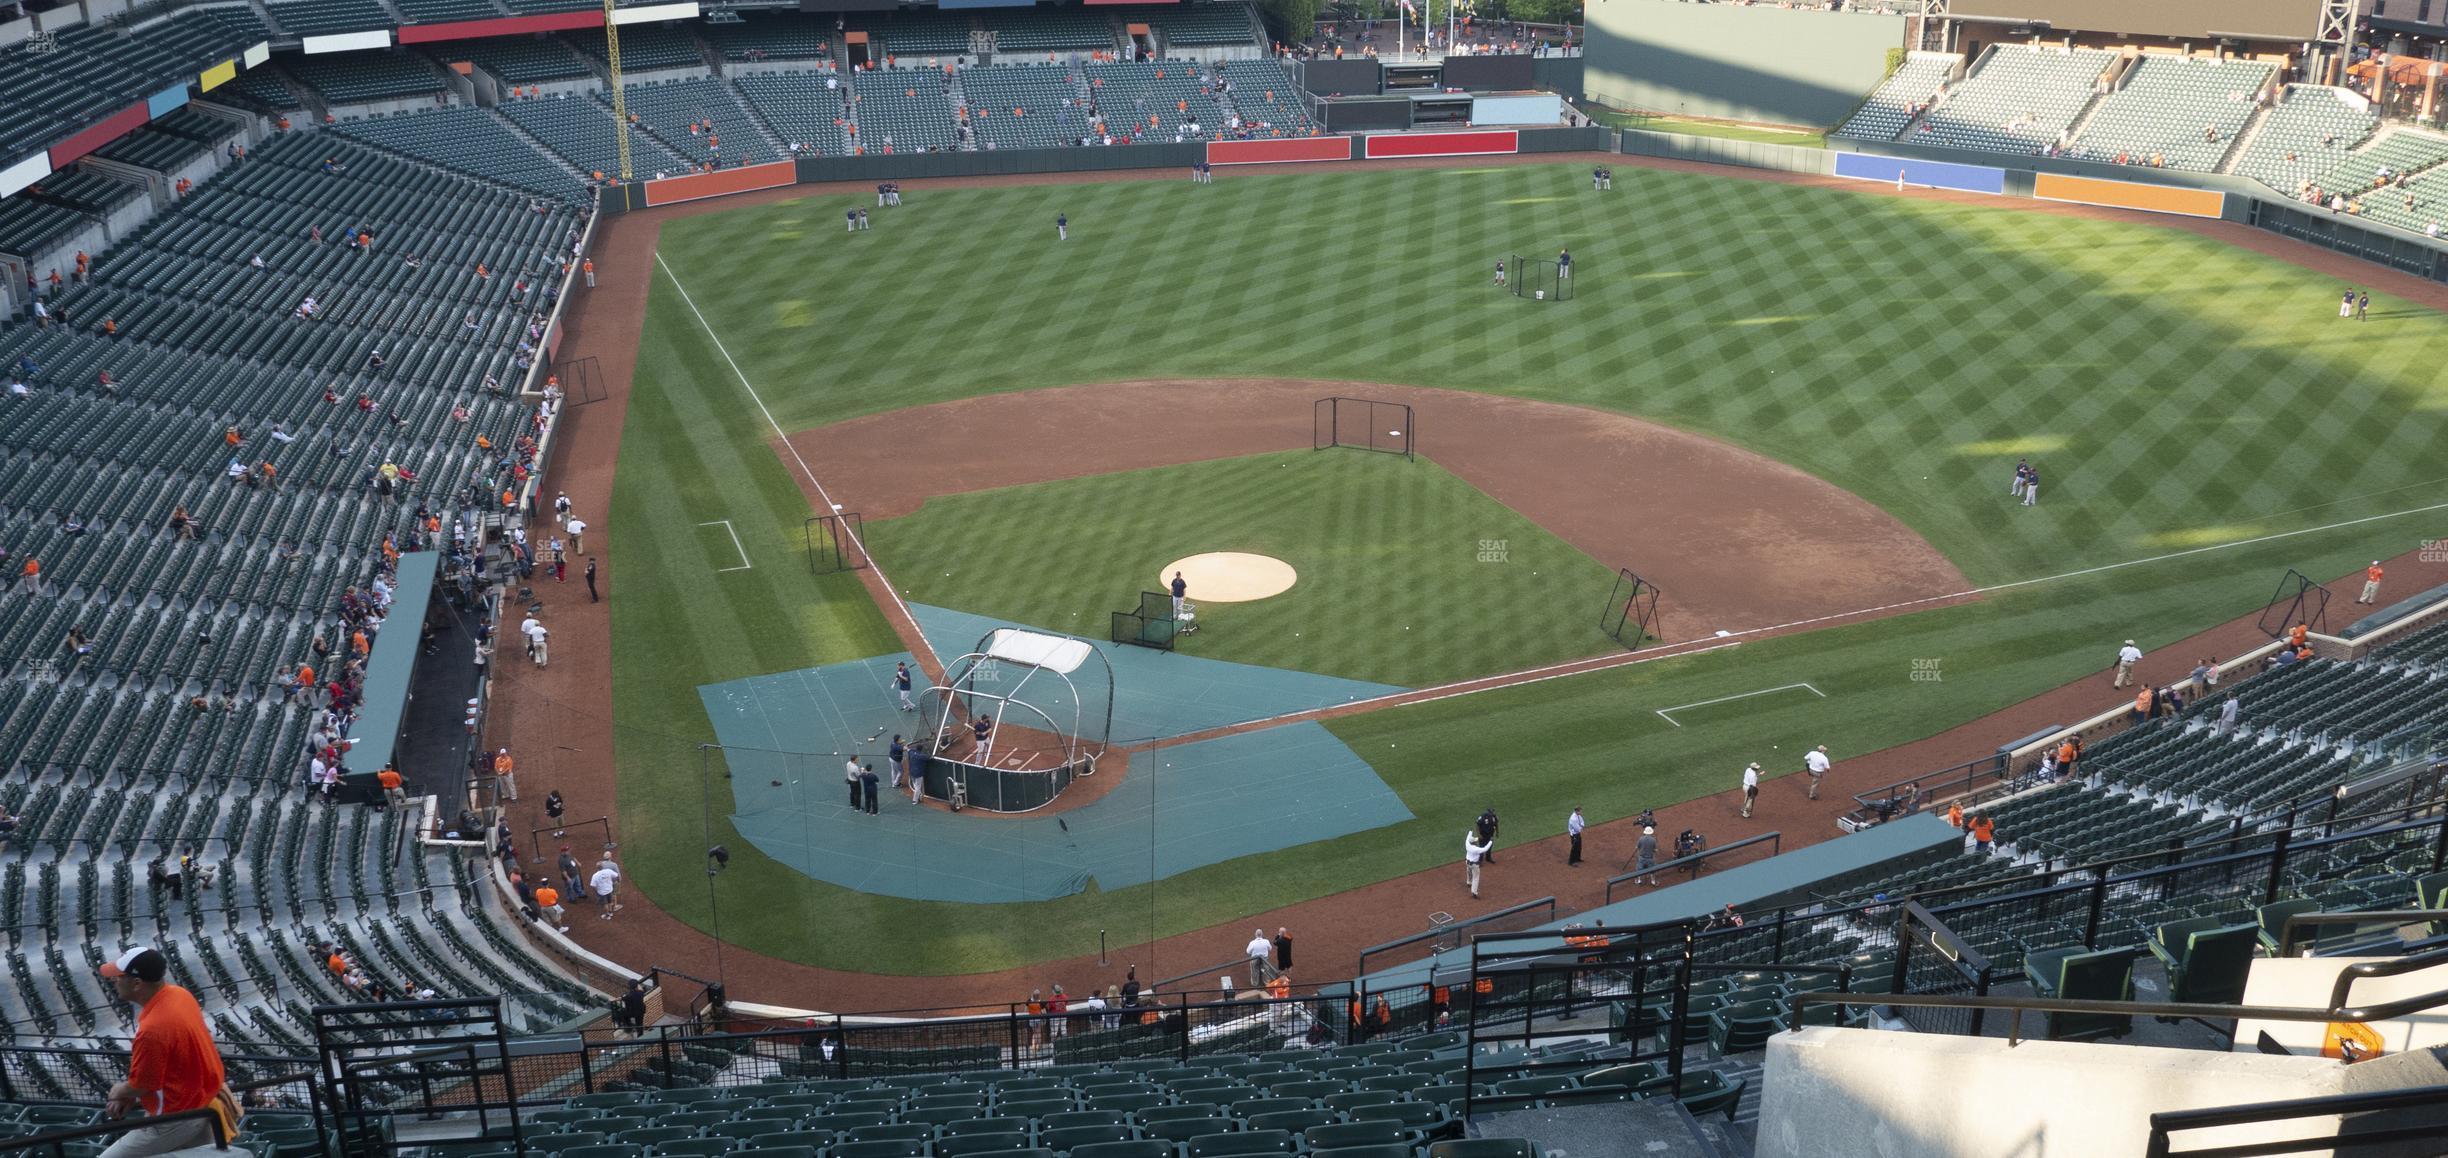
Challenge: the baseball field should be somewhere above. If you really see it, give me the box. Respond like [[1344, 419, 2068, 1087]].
[[579, 157, 2448, 985]]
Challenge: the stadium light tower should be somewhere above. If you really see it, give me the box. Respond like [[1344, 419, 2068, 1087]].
[[604, 0, 631, 181]]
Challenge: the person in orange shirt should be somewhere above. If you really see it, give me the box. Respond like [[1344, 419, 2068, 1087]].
[[100, 317, 118, 338], [1265, 972, 1290, 1000], [351, 628, 369, 657], [377, 766, 405, 807], [100, 947, 230, 1155], [534, 885, 566, 930], [493, 748, 518, 802], [327, 949, 350, 976], [2132, 688, 2152, 723], [18, 557, 40, 595], [2056, 739, 2078, 779], [582, 259, 595, 288], [73, 250, 89, 281], [1970, 813, 1996, 853], [1945, 801, 1964, 829], [2359, 561, 2385, 605], [223, 425, 241, 449], [45, 269, 60, 293], [2288, 623, 2309, 649]]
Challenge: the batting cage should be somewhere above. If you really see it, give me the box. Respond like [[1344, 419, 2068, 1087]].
[[1113, 590, 1179, 651], [915, 628, 1114, 812], [1601, 567, 1663, 650], [1313, 396, 1416, 460], [1510, 255, 1572, 302], [804, 511, 869, 574], [2256, 567, 2333, 639]]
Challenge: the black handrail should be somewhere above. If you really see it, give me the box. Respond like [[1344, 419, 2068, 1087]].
[[0, 1106, 229, 1155], [1787, 955, 2448, 1044], [2145, 1083, 2448, 1158], [1604, 832, 1779, 903], [1354, 896, 1557, 979], [2277, 909, 2448, 958]]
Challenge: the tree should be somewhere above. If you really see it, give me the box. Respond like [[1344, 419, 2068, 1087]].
[[1503, 0, 1580, 28], [1259, 0, 1324, 43]]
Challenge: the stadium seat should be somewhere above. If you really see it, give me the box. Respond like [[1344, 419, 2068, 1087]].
[[1066, 1143, 1172, 1158], [1181, 1129, 1295, 1158], [1427, 1140, 1538, 1158], [2026, 945, 2139, 1041], [2149, 919, 2260, 1007]]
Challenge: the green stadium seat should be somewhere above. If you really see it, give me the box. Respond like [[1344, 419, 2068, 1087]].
[[2147, 918, 2260, 1009], [1181, 1129, 1294, 1158], [1426, 1141, 1537, 1158], [1065, 1143, 1172, 1158], [938, 1132, 1033, 1158], [2026, 946, 2139, 1042]]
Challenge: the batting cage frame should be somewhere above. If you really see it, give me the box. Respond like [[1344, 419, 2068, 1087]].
[[804, 512, 869, 574], [548, 355, 608, 404], [1313, 396, 1416, 460], [914, 628, 1114, 812], [2255, 567, 2332, 639], [1601, 567, 1663, 650], [1112, 590, 1178, 651], [1509, 254, 1572, 302]]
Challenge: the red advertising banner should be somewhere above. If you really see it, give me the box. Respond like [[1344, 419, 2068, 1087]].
[[1206, 136, 1351, 166], [400, 10, 600, 44], [49, 103, 151, 168], [1361, 130, 1519, 159]]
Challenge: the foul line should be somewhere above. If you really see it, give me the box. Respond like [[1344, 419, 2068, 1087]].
[[1138, 494, 2448, 745], [654, 252, 932, 665], [1655, 682, 1824, 728], [699, 519, 752, 572]]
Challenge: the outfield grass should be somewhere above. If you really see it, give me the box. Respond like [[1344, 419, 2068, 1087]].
[[611, 161, 2448, 975], [873, 451, 1623, 687]]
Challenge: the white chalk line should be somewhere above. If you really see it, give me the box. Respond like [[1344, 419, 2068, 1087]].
[[1656, 682, 1824, 727], [1160, 494, 2448, 740], [698, 519, 752, 572], [655, 253, 933, 665]]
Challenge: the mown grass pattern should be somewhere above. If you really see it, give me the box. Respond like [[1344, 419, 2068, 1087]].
[[873, 451, 1624, 687], [607, 162, 2448, 974]]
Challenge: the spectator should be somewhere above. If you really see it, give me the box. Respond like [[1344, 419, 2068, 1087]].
[[98, 948, 235, 1158]]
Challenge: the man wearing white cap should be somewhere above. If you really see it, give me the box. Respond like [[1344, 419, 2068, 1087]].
[[1804, 745, 1832, 800], [1740, 763, 1760, 818], [99, 947, 235, 1157], [2359, 561, 2384, 605], [2114, 639, 2143, 688]]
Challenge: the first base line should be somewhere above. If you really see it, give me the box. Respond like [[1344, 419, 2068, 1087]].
[[1655, 682, 1825, 728]]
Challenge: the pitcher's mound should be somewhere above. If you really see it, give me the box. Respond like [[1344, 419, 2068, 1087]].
[[1161, 553, 1298, 602]]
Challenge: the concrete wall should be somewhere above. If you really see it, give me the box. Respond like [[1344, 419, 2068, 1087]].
[[1758, 1025, 2448, 1158], [1582, 0, 1906, 128], [2237, 956, 2448, 1057]]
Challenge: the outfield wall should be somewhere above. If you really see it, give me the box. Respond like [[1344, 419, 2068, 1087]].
[[1583, 0, 1907, 128], [600, 127, 1611, 211], [1617, 129, 2448, 285]]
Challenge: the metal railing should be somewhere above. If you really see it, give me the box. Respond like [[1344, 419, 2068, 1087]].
[[1603, 832, 1779, 903], [1788, 941, 2448, 1044], [1355, 896, 1557, 979], [0, 1106, 231, 1157], [2146, 1083, 2448, 1158]]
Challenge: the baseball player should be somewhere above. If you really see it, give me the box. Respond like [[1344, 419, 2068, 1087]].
[[1056, 212, 1068, 241], [2021, 465, 2040, 507], [1170, 571, 1188, 617], [894, 661, 916, 710], [1493, 259, 1506, 287]]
